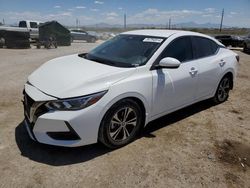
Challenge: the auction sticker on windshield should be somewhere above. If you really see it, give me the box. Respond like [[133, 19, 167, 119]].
[[143, 38, 163, 43]]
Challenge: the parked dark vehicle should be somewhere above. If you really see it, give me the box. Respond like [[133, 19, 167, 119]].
[[214, 35, 244, 47], [70, 29, 97, 43], [243, 34, 250, 53], [39, 21, 71, 47], [3, 30, 30, 49]]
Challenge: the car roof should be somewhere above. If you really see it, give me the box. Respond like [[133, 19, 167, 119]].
[[122, 29, 222, 45], [122, 29, 209, 38]]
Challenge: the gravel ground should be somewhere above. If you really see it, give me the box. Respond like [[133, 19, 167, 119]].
[[0, 43, 249, 188]]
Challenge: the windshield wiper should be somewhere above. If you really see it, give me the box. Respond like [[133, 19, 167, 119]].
[[83, 54, 116, 66], [80, 53, 136, 68]]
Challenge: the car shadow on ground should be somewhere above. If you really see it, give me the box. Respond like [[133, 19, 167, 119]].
[[15, 99, 215, 166]]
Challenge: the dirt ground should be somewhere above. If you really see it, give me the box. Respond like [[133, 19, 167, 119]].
[[0, 43, 249, 188]]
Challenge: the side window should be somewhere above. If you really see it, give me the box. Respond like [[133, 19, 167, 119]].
[[30, 22, 38, 28], [161, 37, 193, 62], [192, 37, 218, 59], [19, 21, 27, 28]]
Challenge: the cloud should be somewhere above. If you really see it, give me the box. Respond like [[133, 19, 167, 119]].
[[230, 12, 237, 15], [202, 14, 213, 17], [75, 6, 86, 9], [130, 8, 202, 23], [54, 5, 61, 9], [91, 9, 99, 12], [60, 12, 72, 16], [106, 12, 119, 17], [0, 11, 73, 25], [95, 1, 104, 4], [0, 8, 248, 27], [106, 17, 116, 20], [118, 7, 123, 10], [205, 8, 215, 13]]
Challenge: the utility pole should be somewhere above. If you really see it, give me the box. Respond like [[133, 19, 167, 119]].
[[220, 8, 224, 32], [168, 18, 171, 29], [76, 18, 79, 29], [3, 18, 5, 25], [124, 13, 127, 29]]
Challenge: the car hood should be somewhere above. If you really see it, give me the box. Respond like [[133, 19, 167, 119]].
[[28, 54, 136, 99]]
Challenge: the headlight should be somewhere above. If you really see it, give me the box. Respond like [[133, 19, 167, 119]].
[[45, 91, 107, 111]]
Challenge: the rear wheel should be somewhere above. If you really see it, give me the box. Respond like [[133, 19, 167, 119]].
[[98, 99, 143, 149], [213, 76, 232, 104], [243, 43, 248, 53], [90, 37, 96, 43]]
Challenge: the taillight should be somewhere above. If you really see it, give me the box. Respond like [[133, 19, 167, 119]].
[[236, 55, 240, 63]]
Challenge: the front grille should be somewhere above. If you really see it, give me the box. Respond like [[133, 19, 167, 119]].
[[23, 92, 49, 127]]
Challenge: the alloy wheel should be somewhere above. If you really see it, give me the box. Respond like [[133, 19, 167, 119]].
[[217, 77, 230, 102], [109, 107, 138, 142]]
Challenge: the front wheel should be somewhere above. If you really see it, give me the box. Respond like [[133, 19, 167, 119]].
[[243, 43, 248, 53], [213, 76, 232, 104], [98, 99, 143, 149]]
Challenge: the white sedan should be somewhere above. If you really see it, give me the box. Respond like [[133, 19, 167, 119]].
[[23, 30, 238, 148]]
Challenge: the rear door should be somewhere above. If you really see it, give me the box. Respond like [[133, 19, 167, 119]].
[[191, 36, 222, 99]]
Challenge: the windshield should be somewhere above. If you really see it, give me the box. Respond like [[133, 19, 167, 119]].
[[84, 35, 165, 67]]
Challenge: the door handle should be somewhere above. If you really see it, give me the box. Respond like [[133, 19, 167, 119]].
[[189, 67, 198, 76], [219, 59, 226, 67]]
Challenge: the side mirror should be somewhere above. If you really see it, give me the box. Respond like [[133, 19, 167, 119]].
[[158, 57, 181, 69]]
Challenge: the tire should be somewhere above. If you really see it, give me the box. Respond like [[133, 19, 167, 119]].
[[98, 99, 143, 149], [243, 43, 248, 53], [90, 37, 96, 43], [0, 37, 4, 48], [212, 76, 232, 104], [5, 39, 30, 49]]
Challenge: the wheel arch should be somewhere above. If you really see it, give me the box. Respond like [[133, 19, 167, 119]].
[[212, 70, 235, 97], [99, 92, 150, 129]]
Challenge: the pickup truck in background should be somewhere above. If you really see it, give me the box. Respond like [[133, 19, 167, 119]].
[[0, 20, 42, 48], [18, 20, 42, 40], [0, 20, 42, 40]]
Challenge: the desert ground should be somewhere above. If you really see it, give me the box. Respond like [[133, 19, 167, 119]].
[[0, 42, 249, 188]]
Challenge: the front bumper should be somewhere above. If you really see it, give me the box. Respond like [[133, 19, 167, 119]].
[[23, 84, 103, 147]]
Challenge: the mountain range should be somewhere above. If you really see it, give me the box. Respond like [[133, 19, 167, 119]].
[[85, 21, 232, 29]]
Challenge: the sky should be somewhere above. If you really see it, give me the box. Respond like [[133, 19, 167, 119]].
[[0, 0, 250, 27]]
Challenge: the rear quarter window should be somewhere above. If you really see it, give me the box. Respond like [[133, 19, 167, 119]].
[[192, 36, 219, 59]]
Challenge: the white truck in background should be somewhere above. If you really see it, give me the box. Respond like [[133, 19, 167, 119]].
[[0, 20, 43, 48], [0, 20, 42, 40]]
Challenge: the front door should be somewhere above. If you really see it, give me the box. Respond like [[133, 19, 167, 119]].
[[151, 36, 198, 117]]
